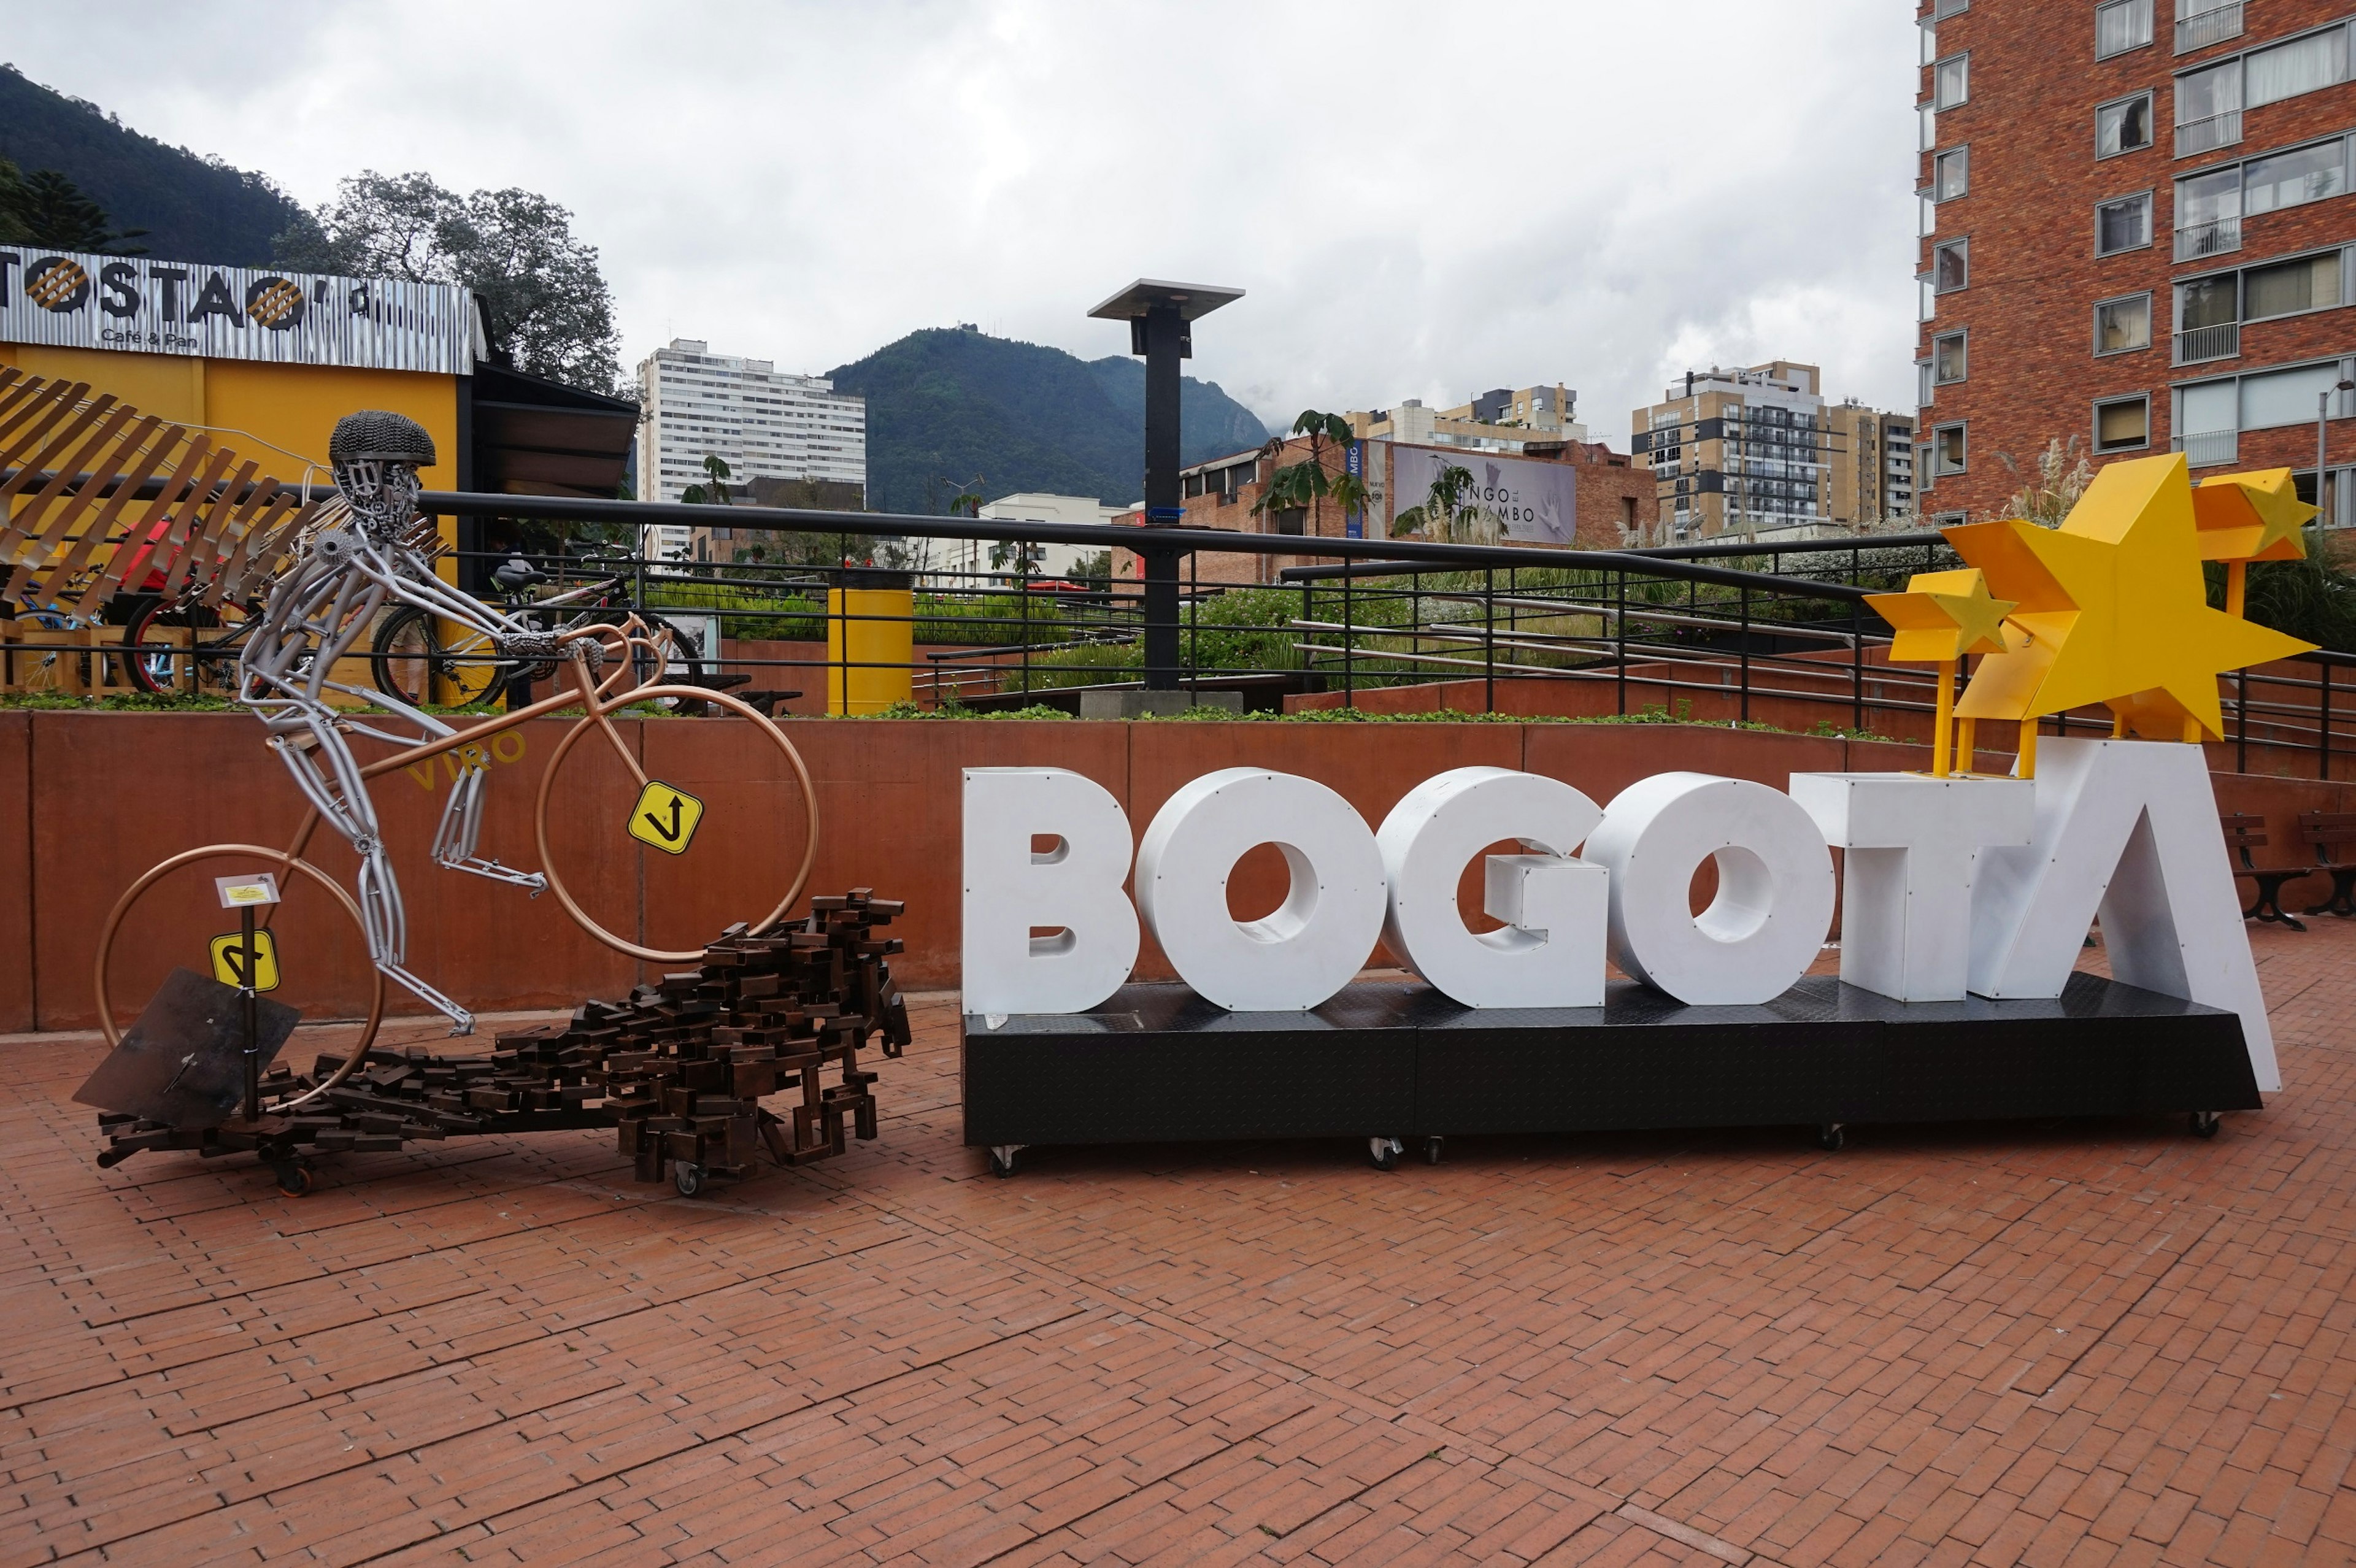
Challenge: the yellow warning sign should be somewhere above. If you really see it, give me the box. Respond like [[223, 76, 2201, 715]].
[[209, 929, 282, 991], [628, 780, 706, 855]]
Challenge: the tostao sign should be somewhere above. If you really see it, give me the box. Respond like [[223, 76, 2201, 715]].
[[962, 738, 2278, 1092]]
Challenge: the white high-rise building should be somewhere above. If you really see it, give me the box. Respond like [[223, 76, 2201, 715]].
[[634, 338, 867, 560]]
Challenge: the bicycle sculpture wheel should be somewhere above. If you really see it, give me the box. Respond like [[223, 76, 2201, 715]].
[[91, 410, 823, 1121]]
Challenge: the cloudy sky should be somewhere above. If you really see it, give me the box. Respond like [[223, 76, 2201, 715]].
[[10, 1, 1920, 446]]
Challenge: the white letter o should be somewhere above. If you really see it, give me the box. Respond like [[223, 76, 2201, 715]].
[[1582, 772, 1835, 1005], [1134, 768, 1387, 1011]]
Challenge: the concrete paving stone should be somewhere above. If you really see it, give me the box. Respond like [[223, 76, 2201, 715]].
[[2, 915, 2350, 1564]]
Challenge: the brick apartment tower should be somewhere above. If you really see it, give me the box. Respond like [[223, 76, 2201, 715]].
[[1918, 0, 2356, 522]]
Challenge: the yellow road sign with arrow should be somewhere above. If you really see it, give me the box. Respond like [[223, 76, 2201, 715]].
[[209, 929, 282, 991], [628, 780, 706, 855]]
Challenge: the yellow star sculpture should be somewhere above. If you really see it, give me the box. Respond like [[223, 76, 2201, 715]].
[[2193, 467, 2314, 564], [1866, 568, 2017, 777], [1866, 567, 2016, 662], [1946, 452, 2312, 747]]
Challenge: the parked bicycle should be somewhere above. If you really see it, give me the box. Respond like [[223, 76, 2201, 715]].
[[370, 545, 706, 707]]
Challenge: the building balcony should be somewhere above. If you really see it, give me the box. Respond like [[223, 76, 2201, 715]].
[[2173, 428, 2239, 467], [2176, 0, 2242, 53], [2174, 215, 2242, 261], [2173, 322, 2240, 365], [2175, 109, 2242, 158]]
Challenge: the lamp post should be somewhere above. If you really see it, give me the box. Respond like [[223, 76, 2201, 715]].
[[2318, 377, 2355, 528], [1088, 280, 1244, 691]]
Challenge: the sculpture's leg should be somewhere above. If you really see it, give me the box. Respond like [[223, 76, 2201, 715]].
[[429, 745, 548, 894], [266, 715, 477, 1034]]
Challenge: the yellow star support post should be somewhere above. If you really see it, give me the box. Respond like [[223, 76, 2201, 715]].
[[1935, 453, 2313, 777], [1865, 568, 2015, 777]]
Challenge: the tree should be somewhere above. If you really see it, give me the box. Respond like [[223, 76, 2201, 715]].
[[680, 453, 734, 506], [1391, 463, 1499, 545], [0, 158, 145, 252], [275, 170, 623, 394], [1252, 411, 1371, 537]]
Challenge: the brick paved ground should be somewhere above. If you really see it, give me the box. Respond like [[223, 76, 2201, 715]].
[[2, 918, 2352, 1567]]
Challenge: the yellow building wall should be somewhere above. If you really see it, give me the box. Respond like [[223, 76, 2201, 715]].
[[0, 345, 462, 565]]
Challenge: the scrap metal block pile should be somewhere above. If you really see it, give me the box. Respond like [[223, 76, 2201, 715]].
[[90, 891, 911, 1197]]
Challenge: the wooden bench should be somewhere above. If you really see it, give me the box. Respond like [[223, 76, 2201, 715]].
[[2298, 811, 2356, 918], [2222, 814, 2307, 932]]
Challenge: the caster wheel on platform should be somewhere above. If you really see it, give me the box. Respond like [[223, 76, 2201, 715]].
[[1817, 1124, 1846, 1153], [674, 1162, 706, 1197], [1425, 1136, 1444, 1166], [274, 1164, 314, 1198], [1368, 1137, 1403, 1172], [2190, 1112, 2222, 1139], [988, 1145, 1021, 1179]]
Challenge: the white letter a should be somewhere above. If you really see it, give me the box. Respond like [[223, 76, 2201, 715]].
[[1969, 738, 2278, 1091]]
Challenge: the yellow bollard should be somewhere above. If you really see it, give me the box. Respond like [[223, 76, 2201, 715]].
[[826, 574, 915, 715]]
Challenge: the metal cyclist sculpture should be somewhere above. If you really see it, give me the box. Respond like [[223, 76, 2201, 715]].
[[95, 407, 819, 1063], [238, 412, 558, 1026]]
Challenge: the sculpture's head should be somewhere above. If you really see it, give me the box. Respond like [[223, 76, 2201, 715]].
[[329, 410, 436, 538]]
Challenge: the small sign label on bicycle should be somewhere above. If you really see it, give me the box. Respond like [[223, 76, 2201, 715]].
[[629, 781, 705, 855], [209, 929, 282, 991]]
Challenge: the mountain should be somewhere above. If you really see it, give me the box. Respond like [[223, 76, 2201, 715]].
[[0, 63, 312, 264], [826, 326, 1270, 513]]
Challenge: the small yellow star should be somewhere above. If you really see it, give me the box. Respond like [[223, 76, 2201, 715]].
[[1866, 568, 2016, 663], [2193, 467, 2313, 563], [1946, 453, 2313, 741]]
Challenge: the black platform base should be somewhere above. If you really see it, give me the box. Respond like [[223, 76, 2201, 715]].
[[961, 974, 2261, 1154]]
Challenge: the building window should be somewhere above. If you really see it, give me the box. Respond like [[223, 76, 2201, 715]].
[[1918, 358, 1935, 408], [2176, 0, 2244, 55], [1920, 102, 1938, 152], [1934, 147, 1969, 201], [2248, 24, 2350, 106], [1931, 423, 1968, 475], [1936, 53, 1970, 110], [2245, 136, 2349, 216], [2097, 192, 2154, 254], [2174, 271, 2241, 361], [2098, 0, 2154, 58], [2096, 293, 2153, 353], [2242, 359, 2354, 429], [2176, 59, 2243, 156], [2095, 395, 2151, 452], [1933, 331, 1968, 383], [2176, 164, 2243, 258], [1933, 238, 1970, 291], [2098, 92, 2154, 157], [1920, 21, 1938, 67], [1934, 0, 1968, 17], [2245, 250, 2344, 318]]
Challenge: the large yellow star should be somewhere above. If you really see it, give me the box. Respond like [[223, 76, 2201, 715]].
[[1946, 452, 2312, 741], [2193, 467, 2313, 563], [1867, 567, 2015, 663]]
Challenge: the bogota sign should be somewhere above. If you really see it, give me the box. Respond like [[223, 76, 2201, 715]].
[[965, 742, 2277, 1089], [960, 456, 2319, 1163]]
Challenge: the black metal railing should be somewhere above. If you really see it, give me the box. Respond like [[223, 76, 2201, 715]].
[[248, 490, 2351, 780]]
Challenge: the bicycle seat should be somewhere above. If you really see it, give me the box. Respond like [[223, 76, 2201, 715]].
[[493, 557, 549, 591]]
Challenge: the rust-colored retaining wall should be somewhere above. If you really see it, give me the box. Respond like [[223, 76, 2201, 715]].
[[6, 712, 2350, 1034]]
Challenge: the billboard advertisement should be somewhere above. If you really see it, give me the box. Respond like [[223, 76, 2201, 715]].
[[1387, 444, 1578, 546], [0, 249, 477, 375]]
